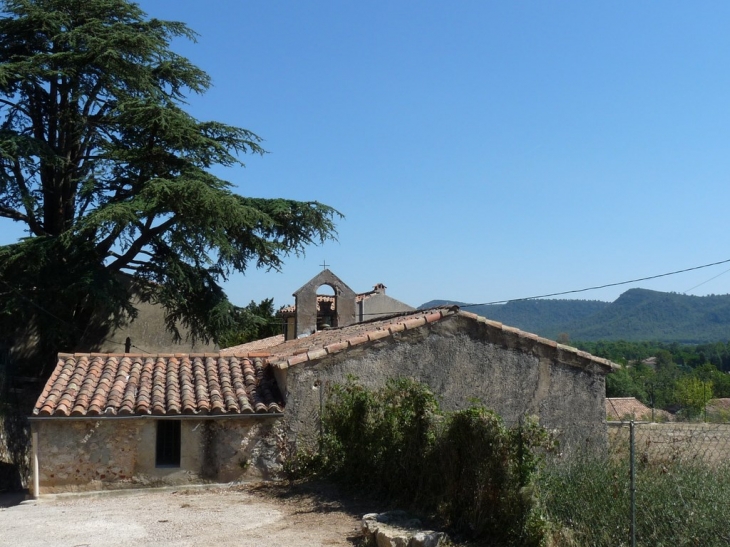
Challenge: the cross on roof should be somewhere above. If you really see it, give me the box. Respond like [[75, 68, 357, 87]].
[[320, 260, 330, 270]]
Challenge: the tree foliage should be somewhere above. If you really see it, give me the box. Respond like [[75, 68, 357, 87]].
[[675, 376, 713, 419], [0, 0, 340, 370], [217, 298, 282, 349], [587, 340, 730, 417]]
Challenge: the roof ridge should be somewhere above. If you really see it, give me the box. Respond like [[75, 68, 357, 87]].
[[268, 307, 618, 372], [273, 308, 457, 370], [454, 310, 619, 371]]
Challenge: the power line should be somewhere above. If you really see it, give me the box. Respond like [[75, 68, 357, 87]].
[[239, 257, 730, 321], [8, 257, 730, 344], [684, 266, 730, 295], [459, 257, 730, 308], [355, 256, 730, 316]]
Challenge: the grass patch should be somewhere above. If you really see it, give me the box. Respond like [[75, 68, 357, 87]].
[[539, 456, 730, 546]]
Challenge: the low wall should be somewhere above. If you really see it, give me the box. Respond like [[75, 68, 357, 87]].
[[608, 422, 730, 465], [32, 416, 284, 494]]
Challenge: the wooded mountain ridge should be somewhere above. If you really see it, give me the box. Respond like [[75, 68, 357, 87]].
[[420, 288, 730, 343]]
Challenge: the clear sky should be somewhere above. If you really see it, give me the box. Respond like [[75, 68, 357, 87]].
[[5, 1, 730, 309]]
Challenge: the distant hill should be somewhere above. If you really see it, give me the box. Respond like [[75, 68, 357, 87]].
[[421, 289, 730, 343], [420, 298, 608, 338]]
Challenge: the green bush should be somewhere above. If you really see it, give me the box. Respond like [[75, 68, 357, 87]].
[[435, 408, 554, 544], [291, 377, 730, 545], [292, 377, 554, 545], [319, 377, 439, 504]]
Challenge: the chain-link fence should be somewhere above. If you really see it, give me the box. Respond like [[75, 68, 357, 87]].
[[540, 419, 730, 547], [615, 421, 730, 546]]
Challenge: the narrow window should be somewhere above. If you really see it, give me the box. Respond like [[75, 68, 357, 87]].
[[156, 420, 181, 467]]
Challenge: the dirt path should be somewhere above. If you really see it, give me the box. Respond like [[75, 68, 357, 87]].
[[0, 483, 369, 547]]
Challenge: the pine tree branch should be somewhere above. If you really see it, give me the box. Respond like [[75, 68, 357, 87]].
[[0, 97, 31, 118], [11, 157, 44, 236], [106, 216, 176, 272], [0, 204, 28, 222]]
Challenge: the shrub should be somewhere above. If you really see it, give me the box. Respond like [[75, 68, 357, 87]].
[[294, 377, 554, 545], [319, 377, 440, 503], [434, 407, 553, 545]]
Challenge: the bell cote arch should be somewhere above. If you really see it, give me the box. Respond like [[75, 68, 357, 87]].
[[291, 269, 356, 338]]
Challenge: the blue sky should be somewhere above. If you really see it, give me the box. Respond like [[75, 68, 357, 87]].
[[5, 1, 730, 309]]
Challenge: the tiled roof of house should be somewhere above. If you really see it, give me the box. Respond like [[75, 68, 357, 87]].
[[222, 306, 617, 373], [33, 354, 284, 418], [34, 307, 618, 418], [606, 397, 673, 422]]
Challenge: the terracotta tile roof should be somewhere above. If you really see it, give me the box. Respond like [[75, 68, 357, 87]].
[[33, 354, 284, 418], [220, 306, 617, 373], [262, 308, 453, 368], [37, 307, 617, 419], [606, 397, 673, 422]]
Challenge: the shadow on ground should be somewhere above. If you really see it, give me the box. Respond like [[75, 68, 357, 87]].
[[0, 490, 29, 508], [243, 479, 384, 514], [241, 480, 390, 546], [241, 480, 497, 547]]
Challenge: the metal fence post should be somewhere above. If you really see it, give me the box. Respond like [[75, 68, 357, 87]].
[[630, 420, 636, 547], [316, 378, 323, 445]]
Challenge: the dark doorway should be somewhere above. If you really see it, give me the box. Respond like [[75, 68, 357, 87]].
[[156, 420, 181, 467]]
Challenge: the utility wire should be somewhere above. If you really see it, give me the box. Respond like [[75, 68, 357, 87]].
[[684, 266, 730, 295], [7, 257, 730, 342], [459, 257, 730, 308], [231, 257, 730, 322], [353, 257, 730, 316]]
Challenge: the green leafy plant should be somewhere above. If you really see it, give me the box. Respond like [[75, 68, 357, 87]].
[[290, 377, 555, 545]]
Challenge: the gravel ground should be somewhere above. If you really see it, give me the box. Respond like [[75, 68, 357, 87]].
[[0, 483, 367, 547]]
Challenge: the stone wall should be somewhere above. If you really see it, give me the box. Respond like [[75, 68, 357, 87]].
[[79, 299, 216, 354], [32, 416, 283, 494], [280, 315, 608, 455], [608, 422, 730, 465], [9, 300, 215, 378]]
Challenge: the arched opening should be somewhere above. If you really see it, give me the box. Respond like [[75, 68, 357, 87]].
[[316, 283, 337, 330], [291, 270, 357, 339]]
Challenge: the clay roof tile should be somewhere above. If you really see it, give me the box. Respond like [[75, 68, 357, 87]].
[[33, 353, 285, 418]]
